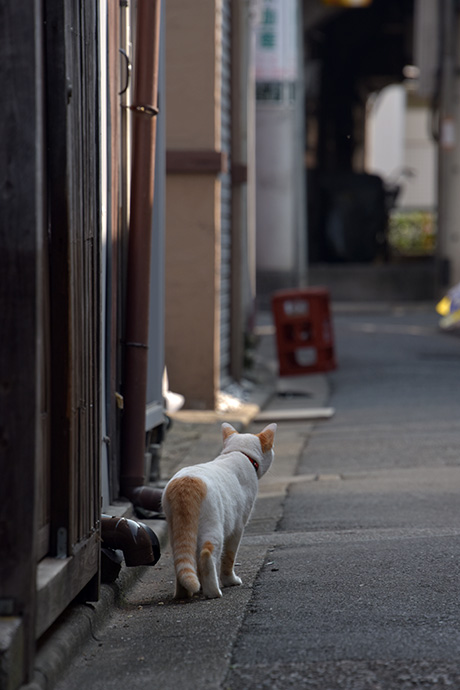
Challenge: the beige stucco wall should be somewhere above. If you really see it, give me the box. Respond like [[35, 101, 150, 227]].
[[165, 0, 222, 409], [166, 0, 220, 149], [165, 176, 221, 409]]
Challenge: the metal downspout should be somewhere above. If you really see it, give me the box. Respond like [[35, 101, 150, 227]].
[[101, 516, 160, 567], [120, 0, 163, 512]]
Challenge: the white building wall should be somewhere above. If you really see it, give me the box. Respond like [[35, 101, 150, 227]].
[[255, 0, 304, 287], [366, 84, 405, 181], [256, 105, 296, 271], [366, 83, 437, 211], [399, 107, 437, 209]]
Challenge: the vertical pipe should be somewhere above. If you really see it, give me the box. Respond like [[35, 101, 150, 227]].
[[436, 0, 460, 292], [121, 0, 161, 498]]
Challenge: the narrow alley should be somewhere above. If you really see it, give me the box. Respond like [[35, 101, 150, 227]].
[[52, 303, 460, 690], [6, 4, 460, 690]]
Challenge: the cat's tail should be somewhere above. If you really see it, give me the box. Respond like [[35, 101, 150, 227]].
[[163, 475, 207, 597]]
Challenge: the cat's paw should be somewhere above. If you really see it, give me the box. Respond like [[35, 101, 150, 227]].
[[202, 584, 223, 599], [221, 573, 242, 588]]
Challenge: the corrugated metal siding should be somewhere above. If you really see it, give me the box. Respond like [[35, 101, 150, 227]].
[[220, 0, 232, 388]]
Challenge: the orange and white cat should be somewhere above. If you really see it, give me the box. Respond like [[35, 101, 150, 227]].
[[162, 422, 277, 599]]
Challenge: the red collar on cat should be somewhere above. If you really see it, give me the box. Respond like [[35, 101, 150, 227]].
[[241, 452, 259, 473]]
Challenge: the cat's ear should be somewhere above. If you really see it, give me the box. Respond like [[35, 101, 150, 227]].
[[222, 422, 238, 444], [257, 423, 277, 453]]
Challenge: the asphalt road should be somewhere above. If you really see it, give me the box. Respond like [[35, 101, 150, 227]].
[[54, 304, 460, 690]]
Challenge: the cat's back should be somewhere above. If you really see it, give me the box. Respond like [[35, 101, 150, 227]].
[[163, 453, 257, 519], [170, 452, 255, 491]]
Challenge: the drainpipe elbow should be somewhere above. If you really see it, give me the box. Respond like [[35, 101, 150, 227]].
[[101, 515, 161, 567], [129, 485, 164, 513]]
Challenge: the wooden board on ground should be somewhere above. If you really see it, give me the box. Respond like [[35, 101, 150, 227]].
[[255, 407, 335, 422]]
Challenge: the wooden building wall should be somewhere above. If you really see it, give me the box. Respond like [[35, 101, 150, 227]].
[[0, 1, 46, 679], [0, 1, 102, 684]]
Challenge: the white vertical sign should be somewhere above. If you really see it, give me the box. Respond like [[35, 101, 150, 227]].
[[255, 0, 298, 81]]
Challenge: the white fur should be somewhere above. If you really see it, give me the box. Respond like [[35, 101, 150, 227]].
[[164, 422, 276, 598]]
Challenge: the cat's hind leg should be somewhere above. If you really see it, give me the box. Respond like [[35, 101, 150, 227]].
[[199, 540, 222, 598], [220, 531, 243, 588]]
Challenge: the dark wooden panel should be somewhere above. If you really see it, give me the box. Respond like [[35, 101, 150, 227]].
[[37, 213, 51, 562], [45, 0, 73, 557], [0, 0, 46, 679], [74, 0, 100, 546], [166, 149, 228, 175], [35, 531, 100, 638], [45, 0, 100, 609]]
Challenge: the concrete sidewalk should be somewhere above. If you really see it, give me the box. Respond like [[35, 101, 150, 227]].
[[27, 301, 460, 690], [25, 424, 264, 690], [47, 301, 460, 690], [43, 376, 331, 690], [21, 317, 281, 690], [25, 304, 334, 690]]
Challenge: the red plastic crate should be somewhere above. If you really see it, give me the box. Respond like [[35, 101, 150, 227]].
[[271, 288, 337, 376]]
